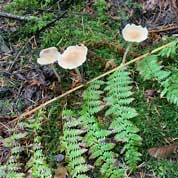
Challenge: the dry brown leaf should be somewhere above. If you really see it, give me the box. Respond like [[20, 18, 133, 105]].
[[104, 59, 116, 71], [148, 143, 177, 158], [54, 164, 68, 178]]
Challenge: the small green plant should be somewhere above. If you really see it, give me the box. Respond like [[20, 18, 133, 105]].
[[54, 70, 142, 177], [137, 55, 171, 81], [161, 70, 178, 105], [158, 40, 177, 59], [80, 80, 126, 177], [93, 0, 108, 21], [105, 67, 142, 169], [60, 110, 91, 178], [26, 111, 52, 178], [147, 159, 178, 178], [6, 0, 40, 14], [137, 40, 178, 106], [0, 123, 27, 178], [0, 111, 52, 178]]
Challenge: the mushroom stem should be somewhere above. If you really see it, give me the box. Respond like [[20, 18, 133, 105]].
[[122, 43, 131, 65], [75, 68, 83, 83], [51, 64, 61, 82]]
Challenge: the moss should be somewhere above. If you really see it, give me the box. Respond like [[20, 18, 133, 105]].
[[41, 14, 118, 48], [147, 159, 178, 178]]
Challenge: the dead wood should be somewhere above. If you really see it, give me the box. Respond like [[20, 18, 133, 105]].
[[0, 10, 32, 21]]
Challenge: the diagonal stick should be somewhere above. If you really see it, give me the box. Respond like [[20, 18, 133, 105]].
[[0, 41, 175, 129]]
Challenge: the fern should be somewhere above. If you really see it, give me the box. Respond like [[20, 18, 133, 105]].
[[0, 123, 27, 178], [26, 111, 52, 178], [137, 55, 170, 81], [161, 70, 178, 106], [137, 44, 178, 106], [105, 67, 142, 169], [80, 80, 126, 178], [158, 40, 177, 58], [60, 110, 91, 178]]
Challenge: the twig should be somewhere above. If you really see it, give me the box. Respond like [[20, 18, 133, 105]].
[[0, 41, 175, 129], [149, 25, 178, 33], [0, 10, 32, 21], [0, 122, 10, 130]]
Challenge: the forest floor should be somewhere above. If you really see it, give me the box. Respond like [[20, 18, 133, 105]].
[[0, 0, 178, 178]]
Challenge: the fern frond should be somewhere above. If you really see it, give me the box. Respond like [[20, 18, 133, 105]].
[[80, 80, 126, 178], [82, 80, 105, 115], [27, 149, 52, 178], [158, 40, 177, 58], [0, 124, 27, 178], [60, 110, 91, 178], [138, 52, 178, 106], [105, 67, 142, 169], [26, 111, 52, 178], [137, 55, 170, 81], [161, 70, 178, 105]]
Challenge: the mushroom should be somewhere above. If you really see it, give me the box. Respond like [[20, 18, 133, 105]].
[[58, 44, 88, 82], [121, 24, 148, 64], [122, 24, 148, 43], [37, 47, 61, 82]]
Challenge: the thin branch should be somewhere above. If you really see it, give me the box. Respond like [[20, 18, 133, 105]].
[[0, 41, 175, 129], [0, 10, 32, 21], [149, 25, 178, 33]]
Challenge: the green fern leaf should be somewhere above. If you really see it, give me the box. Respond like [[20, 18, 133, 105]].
[[158, 40, 177, 58], [81, 80, 126, 177], [60, 110, 91, 177], [161, 70, 178, 105], [137, 55, 170, 81], [105, 67, 142, 170]]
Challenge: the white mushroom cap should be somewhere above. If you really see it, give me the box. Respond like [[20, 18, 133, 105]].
[[122, 24, 148, 43], [37, 47, 61, 65], [58, 44, 88, 69]]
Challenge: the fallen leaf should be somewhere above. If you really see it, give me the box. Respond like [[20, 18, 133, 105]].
[[148, 143, 178, 158], [54, 164, 68, 178], [104, 59, 116, 71]]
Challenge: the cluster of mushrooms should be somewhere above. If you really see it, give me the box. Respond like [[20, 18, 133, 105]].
[[37, 24, 148, 82]]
